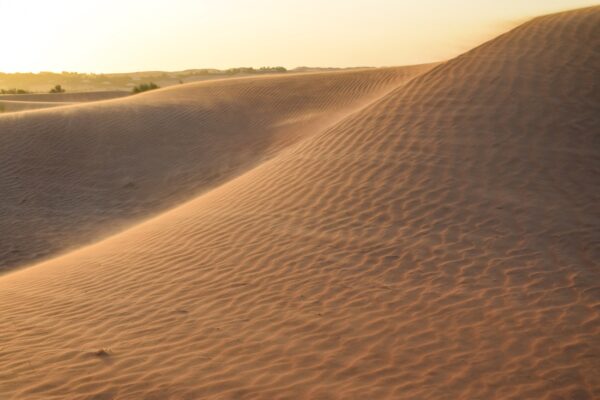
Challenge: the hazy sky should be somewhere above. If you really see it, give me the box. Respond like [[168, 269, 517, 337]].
[[0, 0, 596, 73]]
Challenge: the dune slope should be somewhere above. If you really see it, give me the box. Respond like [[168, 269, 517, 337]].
[[0, 91, 131, 114], [0, 90, 130, 103], [0, 65, 432, 271], [1, 6, 599, 400], [0, 100, 76, 113]]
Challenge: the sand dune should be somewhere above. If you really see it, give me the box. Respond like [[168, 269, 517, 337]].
[[1, 6, 599, 400], [0, 65, 433, 271], [0, 91, 131, 114], [0, 99, 76, 113], [0, 90, 130, 103]]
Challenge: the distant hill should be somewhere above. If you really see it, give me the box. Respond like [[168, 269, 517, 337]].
[[0, 67, 290, 93], [292, 66, 374, 73]]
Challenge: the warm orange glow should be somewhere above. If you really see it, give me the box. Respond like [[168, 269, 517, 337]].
[[0, 0, 596, 73]]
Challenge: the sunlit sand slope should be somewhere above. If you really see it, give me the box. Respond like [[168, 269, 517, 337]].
[[0, 6, 599, 400], [0, 66, 431, 271]]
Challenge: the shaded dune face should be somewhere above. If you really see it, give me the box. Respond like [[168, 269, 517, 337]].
[[1, 6, 599, 400], [0, 91, 130, 113], [0, 66, 432, 271], [0, 100, 76, 113]]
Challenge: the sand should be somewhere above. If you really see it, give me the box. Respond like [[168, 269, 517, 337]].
[[0, 6, 599, 400], [0, 90, 130, 103], [0, 99, 76, 113], [0, 65, 433, 272], [0, 91, 131, 114]]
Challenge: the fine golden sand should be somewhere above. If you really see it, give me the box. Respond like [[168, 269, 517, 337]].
[[0, 6, 599, 400]]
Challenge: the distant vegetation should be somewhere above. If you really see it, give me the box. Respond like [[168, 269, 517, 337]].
[[0, 104, 5, 113], [49, 85, 65, 93], [0, 88, 30, 94], [132, 82, 159, 94], [225, 67, 287, 75]]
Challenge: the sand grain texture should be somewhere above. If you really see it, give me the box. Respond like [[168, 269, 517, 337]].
[[0, 66, 430, 271], [1, 7, 599, 400]]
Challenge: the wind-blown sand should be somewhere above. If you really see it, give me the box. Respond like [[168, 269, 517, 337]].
[[0, 6, 599, 400]]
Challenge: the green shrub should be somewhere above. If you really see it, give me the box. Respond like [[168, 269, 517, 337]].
[[49, 84, 65, 93], [132, 82, 159, 94]]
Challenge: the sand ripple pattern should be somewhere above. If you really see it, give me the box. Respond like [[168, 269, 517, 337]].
[[0, 6, 599, 400], [0, 66, 430, 271]]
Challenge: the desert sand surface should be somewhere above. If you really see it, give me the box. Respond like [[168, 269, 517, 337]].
[[0, 65, 432, 271], [0, 91, 130, 102], [0, 6, 599, 400], [0, 99, 76, 113], [0, 91, 131, 114]]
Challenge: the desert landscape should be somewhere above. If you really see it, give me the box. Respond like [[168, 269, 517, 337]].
[[0, 4, 599, 400]]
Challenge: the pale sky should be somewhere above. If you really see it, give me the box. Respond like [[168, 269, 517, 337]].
[[0, 0, 596, 73]]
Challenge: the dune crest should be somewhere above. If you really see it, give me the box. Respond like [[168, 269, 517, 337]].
[[0, 99, 76, 113], [0, 91, 131, 113], [0, 65, 433, 271], [0, 90, 130, 103], [1, 6, 599, 400]]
